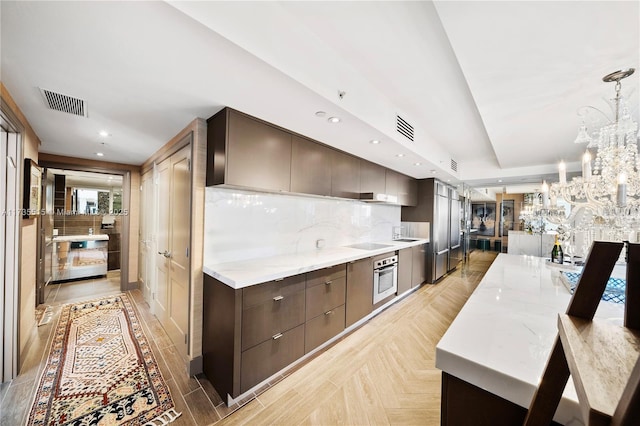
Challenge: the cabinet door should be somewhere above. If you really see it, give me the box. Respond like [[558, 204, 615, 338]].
[[305, 304, 345, 353], [331, 150, 360, 199], [359, 160, 386, 195], [240, 324, 304, 393], [242, 289, 305, 350], [385, 169, 400, 202], [291, 136, 332, 196], [226, 110, 292, 192], [412, 244, 427, 287], [305, 276, 346, 321], [345, 257, 374, 327], [398, 174, 418, 206], [397, 247, 412, 295]]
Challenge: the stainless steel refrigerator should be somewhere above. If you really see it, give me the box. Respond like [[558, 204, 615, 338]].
[[401, 178, 461, 283]]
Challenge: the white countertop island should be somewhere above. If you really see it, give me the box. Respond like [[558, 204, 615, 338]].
[[436, 254, 624, 425]]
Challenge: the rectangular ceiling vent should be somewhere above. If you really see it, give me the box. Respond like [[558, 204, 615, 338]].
[[40, 88, 87, 117], [450, 158, 458, 173], [396, 115, 414, 141]]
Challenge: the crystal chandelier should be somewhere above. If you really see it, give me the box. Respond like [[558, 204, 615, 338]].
[[550, 68, 640, 238]]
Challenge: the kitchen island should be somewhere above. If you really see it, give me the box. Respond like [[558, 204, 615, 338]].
[[436, 253, 625, 425]]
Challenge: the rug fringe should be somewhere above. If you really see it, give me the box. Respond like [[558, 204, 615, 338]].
[[144, 408, 182, 426]]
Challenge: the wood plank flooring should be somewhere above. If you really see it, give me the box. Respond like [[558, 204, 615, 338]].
[[0, 251, 497, 426]]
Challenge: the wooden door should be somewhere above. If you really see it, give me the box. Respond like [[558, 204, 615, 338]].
[[139, 170, 154, 304], [153, 145, 191, 359]]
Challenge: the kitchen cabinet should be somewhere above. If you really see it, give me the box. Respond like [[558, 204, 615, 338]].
[[207, 108, 292, 192], [385, 169, 400, 201], [291, 135, 332, 196], [207, 107, 420, 204], [242, 275, 306, 351], [305, 305, 346, 353], [305, 265, 346, 321], [304, 265, 346, 353], [240, 324, 305, 393], [412, 243, 427, 287], [398, 173, 418, 206], [397, 247, 412, 295], [359, 160, 386, 196], [331, 149, 360, 199], [346, 257, 374, 327]]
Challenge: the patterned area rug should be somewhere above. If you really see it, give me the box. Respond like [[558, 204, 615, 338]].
[[27, 294, 181, 425]]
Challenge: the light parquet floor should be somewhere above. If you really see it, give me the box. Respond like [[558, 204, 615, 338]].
[[0, 250, 497, 426]]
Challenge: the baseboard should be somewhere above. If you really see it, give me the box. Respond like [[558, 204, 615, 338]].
[[124, 281, 139, 291], [189, 356, 203, 376]]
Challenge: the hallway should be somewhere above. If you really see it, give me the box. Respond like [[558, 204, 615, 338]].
[[0, 251, 498, 425]]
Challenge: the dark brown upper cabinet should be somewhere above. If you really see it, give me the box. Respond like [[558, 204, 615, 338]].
[[359, 160, 386, 195], [398, 173, 418, 206], [290, 135, 332, 196], [330, 150, 360, 199], [206, 107, 419, 205], [385, 169, 400, 201], [207, 108, 292, 192]]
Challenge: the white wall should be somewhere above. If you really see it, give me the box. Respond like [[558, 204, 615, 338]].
[[204, 187, 401, 264]]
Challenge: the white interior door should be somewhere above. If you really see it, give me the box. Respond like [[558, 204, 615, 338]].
[[152, 145, 191, 359], [139, 170, 154, 304], [154, 157, 171, 325]]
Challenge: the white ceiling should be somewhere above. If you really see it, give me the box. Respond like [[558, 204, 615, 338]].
[[1, 1, 638, 194]]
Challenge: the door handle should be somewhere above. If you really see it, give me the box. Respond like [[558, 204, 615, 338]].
[[158, 250, 171, 258]]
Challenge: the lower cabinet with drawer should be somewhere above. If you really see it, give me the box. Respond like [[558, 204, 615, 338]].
[[305, 304, 345, 353], [241, 324, 305, 392]]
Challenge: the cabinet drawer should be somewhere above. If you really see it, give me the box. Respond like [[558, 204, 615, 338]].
[[306, 264, 346, 289], [304, 304, 345, 353], [305, 276, 346, 321], [243, 274, 305, 309], [240, 324, 305, 393], [242, 289, 305, 350]]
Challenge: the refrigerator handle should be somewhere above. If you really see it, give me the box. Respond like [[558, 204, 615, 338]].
[[450, 244, 461, 250], [436, 249, 449, 255]]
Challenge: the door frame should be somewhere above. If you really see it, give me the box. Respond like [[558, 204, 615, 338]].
[[1, 103, 23, 383], [37, 160, 133, 293]]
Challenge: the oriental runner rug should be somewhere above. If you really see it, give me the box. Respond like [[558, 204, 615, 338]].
[[26, 294, 181, 425]]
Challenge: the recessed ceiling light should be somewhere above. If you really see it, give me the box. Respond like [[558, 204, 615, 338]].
[[328, 116, 341, 123], [447, 179, 451, 182], [396, 153, 405, 158], [370, 139, 381, 144], [414, 162, 422, 166], [430, 170, 437, 174], [96, 152, 104, 157], [315, 111, 326, 117], [99, 130, 110, 137], [498, 179, 503, 183]]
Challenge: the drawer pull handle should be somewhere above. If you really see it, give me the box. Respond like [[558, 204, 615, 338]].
[[325, 280, 332, 285], [324, 310, 333, 315], [273, 295, 284, 301], [272, 333, 283, 340]]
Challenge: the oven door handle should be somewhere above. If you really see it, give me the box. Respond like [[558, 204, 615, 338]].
[[375, 264, 398, 273]]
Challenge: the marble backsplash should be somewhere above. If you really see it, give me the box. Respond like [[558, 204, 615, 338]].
[[205, 187, 401, 264]]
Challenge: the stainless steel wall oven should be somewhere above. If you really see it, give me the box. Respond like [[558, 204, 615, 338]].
[[373, 255, 398, 304]]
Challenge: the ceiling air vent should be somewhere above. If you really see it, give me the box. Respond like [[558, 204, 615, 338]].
[[40, 88, 87, 117], [396, 115, 414, 142], [450, 158, 458, 173]]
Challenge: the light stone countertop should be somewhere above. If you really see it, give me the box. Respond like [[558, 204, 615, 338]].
[[52, 234, 109, 242], [435, 253, 625, 425], [203, 238, 429, 289]]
